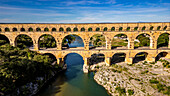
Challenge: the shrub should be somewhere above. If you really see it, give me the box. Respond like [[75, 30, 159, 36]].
[[149, 79, 159, 84], [128, 89, 134, 95]]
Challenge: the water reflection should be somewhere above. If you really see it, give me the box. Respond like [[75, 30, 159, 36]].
[[38, 53, 108, 96]]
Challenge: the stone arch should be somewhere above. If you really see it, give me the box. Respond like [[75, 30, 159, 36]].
[[88, 27, 92, 31], [61, 34, 84, 49], [14, 34, 33, 48], [89, 53, 105, 65], [119, 27, 123, 31], [89, 34, 106, 49], [150, 26, 154, 30], [134, 27, 138, 31], [20, 28, 25, 32], [44, 27, 49, 32], [103, 27, 107, 31], [155, 52, 168, 61], [111, 53, 126, 64], [133, 52, 148, 63], [13, 27, 17, 32], [52, 28, 56, 31], [59, 27, 64, 32], [126, 27, 130, 31], [73, 27, 78, 32], [28, 27, 33, 32], [163, 26, 167, 30], [5, 27, 10, 32], [134, 33, 152, 49], [111, 33, 128, 49], [81, 27, 85, 31], [157, 33, 169, 48], [96, 27, 100, 31], [111, 27, 115, 31], [38, 34, 57, 49], [157, 26, 161, 30], [142, 26, 146, 31], [66, 27, 71, 32], [36, 27, 41, 32], [0, 34, 10, 46], [43, 53, 57, 62]]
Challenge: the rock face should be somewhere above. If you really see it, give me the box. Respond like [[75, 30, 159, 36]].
[[93, 59, 170, 96]]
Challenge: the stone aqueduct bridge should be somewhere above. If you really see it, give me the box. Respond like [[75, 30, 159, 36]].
[[0, 22, 170, 67]]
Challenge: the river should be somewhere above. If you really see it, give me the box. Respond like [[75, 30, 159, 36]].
[[38, 36, 108, 96]]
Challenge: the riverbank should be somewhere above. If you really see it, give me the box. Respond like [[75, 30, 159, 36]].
[[91, 58, 170, 96]]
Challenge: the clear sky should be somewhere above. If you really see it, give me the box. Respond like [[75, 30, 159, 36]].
[[0, 0, 170, 23]]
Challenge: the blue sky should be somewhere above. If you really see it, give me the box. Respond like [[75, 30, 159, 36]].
[[0, 0, 170, 23]]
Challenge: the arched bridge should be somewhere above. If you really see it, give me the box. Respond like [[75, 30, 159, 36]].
[[0, 22, 170, 66]]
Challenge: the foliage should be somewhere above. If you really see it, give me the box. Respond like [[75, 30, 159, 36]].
[[90, 34, 106, 47], [135, 34, 150, 47], [159, 59, 170, 68], [128, 89, 134, 95], [39, 34, 56, 48], [115, 86, 126, 96], [16, 35, 33, 49], [62, 35, 76, 46], [157, 33, 169, 48], [0, 44, 59, 95]]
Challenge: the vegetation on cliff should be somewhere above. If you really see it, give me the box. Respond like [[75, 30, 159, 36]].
[[0, 44, 60, 95]]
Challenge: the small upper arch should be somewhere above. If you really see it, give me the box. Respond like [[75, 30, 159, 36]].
[[96, 27, 100, 31], [111, 27, 115, 31], [142, 26, 146, 31], [13, 27, 17, 32], [103, 27, 107, 31], [5, 27, 10, 32], [73, 27, 78, 32], [59, 27, 64, 32], [52, 28, 56, 31], [36, 27, 41, 32], [20, 28, 25, 32], [134, 27, 138, 31], [119, 27, 123, 31], [81, 27, 85, 31], [66, 27, 71, 32], [150, 26, 154, 30], [88, 27, 92, 31], [44, 27, 49, 32], [28, 27, 33, 32]]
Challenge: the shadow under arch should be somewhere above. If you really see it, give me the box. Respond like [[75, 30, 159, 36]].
[[111, 33, 128, 49], [15, 34, 33, 49], [155, 52, 168, 61], [89, 34, 106, 50], [89, 53, 105, 65], [38, 34, 57, 50], [133, 52, 148, 63], [157, 33, 169, 49], [0, 34, 10, 46], [43, 53, 57, 63], [62, 34, 84, 50], [111, 53, 126, 64], [134, 33, 151, 49]]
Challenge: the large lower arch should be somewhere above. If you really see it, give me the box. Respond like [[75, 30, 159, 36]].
[[111, 34, 128, 49], [0, 34, 10, 46], [43, 53, 57, 63], [133, 52, 148, 63], [134, 33, 151, 49], [111, 53, 126, 64], [15, 34, 33, 49], [89, 53, 105, 65], [89, 34, 106, 50], [38, 34, 57, 50], [63, 52, 84, 66], [157, 33, 169, 49], [155, 52, 168, 61], [62, 34, 84, 50]]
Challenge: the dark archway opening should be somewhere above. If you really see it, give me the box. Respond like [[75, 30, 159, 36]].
[[89, 34, 106, 50], [134, 34, 150, 49], [157, 33, 169, 49], [38, 34, 57, 50], [43, 53, 57, 63], [111, 34, 128, 49], [62, 34, 84, 50], [15, 34, 33, 49], [89, 53, 105, 65], [155, 52, 168, 61], [133, 52, 148, 63], [111, 53, 126, 64], [0, 34, 10, 46]]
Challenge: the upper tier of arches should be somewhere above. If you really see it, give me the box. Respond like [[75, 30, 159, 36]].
[[0, 23, 169, 32]]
